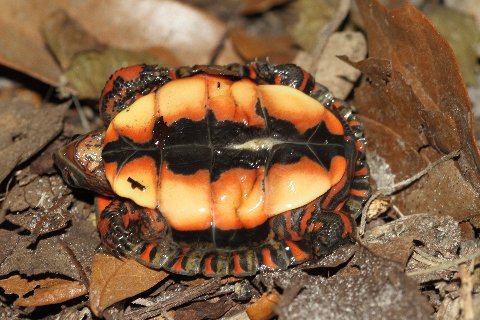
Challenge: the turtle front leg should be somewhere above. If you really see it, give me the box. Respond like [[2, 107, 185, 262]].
[[270, 202, 354, 261], [99, 64, 176, 125], [96, 197, 180, 268]]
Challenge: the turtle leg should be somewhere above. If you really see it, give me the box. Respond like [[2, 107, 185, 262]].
[[96, 197, 180, 268], [269, 201, 354, 260], [99, 64, 176, 125]]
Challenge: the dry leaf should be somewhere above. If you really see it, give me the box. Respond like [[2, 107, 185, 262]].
[[89, 253, 169, 316], [0, 101, 68, 183], [0, 275, 87, 307], [294, 31, 367, 99], [0, 220, 98, 281], [0, 0, 225, 88], [230, 29, 296, 63], [353, 0, 480, 220], [42, 10, 104, 70]]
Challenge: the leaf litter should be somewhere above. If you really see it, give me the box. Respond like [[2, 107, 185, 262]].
[[0, 0, 479, 319]]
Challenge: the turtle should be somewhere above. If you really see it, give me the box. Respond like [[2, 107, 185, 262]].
[[55, 62, 370, 277]]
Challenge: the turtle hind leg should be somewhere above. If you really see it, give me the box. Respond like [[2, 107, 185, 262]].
[[97, 198, 180, 268]]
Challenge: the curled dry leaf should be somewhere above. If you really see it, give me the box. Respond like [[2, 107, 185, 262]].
[[0, 101, 68, 184], [0, 275, 87, 307], [89, 253, 168, 317], [353, 0, 480, 220]]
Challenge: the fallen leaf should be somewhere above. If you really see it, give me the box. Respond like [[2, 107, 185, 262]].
[[427, 6, 480, 86], [0, 101, 68, 184], [353, 0, 480, 220], [0, 275, 87, 307], [0, 220, 98, 282], [230, 29, 296, 63], [89, 253, 168, 316], [0, 0, 225, 88], [41, 10, 104, 70], [290, 0, 340, 52], [364, 214, 461, 267]]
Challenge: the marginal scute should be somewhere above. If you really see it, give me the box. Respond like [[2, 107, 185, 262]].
[[156, 75, 207, 125], [110, 156, 158, 209], [158, 165, 212, 231], [264, 157, 332, 216], [258, 85, 326, 134], [111, 93, 156, 144]]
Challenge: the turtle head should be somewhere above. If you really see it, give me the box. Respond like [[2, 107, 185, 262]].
[[55, 130, 113, 195], [307, 211, 354, 257]]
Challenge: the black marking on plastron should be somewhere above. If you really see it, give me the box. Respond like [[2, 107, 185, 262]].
[[127, 177, 146, 191], [164, 118, 209, 146], [102, 135, 159, 168], [164, 146, 211, 175]]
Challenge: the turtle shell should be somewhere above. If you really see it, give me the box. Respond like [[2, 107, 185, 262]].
[[102, 74, 348, 231], [56, 63, 370, 276]]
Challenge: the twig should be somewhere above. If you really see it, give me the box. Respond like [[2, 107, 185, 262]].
[[359, 150, 460, 236], [459, 260, 474, 320], [406, 249, 480, 277], [72, 97, 91, 132]]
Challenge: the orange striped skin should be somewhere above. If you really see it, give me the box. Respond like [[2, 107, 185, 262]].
[[55, 62, 370, 277]]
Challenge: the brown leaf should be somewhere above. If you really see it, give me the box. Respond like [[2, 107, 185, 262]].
[[89, 253, 168, 316], [42, 10, 104, 70], [353, 0, 480, 219], [295, 31, 367, 99], [0, 0, 225, 88], [0, 101, 68, 184], [230, 30, 296, 64], [0, 220, 98, 282], [0, 275, 87, 307]]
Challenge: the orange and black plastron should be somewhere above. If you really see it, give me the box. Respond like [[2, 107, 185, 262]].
[[56, 62, 370, 277]]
